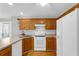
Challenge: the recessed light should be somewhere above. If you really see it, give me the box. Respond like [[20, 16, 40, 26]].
[[40, 3, 47, 6], [20, 12, 23, 15], [8, 3, 13, 5]]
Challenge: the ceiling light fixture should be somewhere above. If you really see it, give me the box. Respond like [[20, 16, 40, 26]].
[[40, 3, 47, 6], [20, 12, 23, 15], [8, 3, 13, 5]]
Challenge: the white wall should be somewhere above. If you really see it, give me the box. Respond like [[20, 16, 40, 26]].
[[11, 16, 22, 56], [77, 8, 79, 56], [57, 9, 77, 56], [57, 18, 63, 56], [12, 40, 22, 56], [62, 9, 77, 56]]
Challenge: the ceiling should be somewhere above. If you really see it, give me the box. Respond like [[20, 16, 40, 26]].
[[0, 3, 77, 18]]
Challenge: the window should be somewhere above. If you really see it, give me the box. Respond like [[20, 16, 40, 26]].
[[0, 22, 11, 40]]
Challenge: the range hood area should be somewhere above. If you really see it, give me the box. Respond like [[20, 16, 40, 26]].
[[34, 24, 46, 37]]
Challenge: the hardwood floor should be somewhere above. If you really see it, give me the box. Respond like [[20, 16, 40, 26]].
[[23, 51, 56, 56]]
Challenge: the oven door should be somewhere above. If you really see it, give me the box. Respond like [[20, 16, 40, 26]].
[[34, 37, 46, 51]]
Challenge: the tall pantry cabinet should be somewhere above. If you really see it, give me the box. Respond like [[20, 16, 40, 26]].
[[57, 8, 78, 56]]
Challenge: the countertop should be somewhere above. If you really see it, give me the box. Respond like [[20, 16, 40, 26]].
[[0, 38, 12, 50], [19, 34, 56, 39], [0, 34, 56, 51], [0, 37, 22, 51]]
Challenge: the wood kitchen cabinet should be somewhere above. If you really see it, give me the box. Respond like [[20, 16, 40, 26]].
[[18, 19, 30, 30], [18, 18, 57, 30], [0, 46, 12, 56], [22, 37, 34, 54], [18, 18, 35, 30], [29, 19, 35, 30], [45, 19, 56, 30], [46, 37, 56, 51], [36, 19, 45, 24], [34, 18, 56, 30]]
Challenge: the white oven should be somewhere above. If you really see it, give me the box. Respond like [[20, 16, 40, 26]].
[[34, 24, 46, 51], [34, 37, 46, 51]]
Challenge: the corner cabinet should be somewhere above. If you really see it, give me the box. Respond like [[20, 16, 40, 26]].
[[22, 37, 34, 55], [0, 46, 12, 56]]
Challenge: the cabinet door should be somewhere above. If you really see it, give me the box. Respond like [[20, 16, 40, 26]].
[[29, 20, 35, 30], [45, 19, 56, 30], [0, 46, 12, 56], [19, 19, 30, 30], [19, 19, 35, 30], [22, 37, 34, 53], [46, 37, 56, 51]]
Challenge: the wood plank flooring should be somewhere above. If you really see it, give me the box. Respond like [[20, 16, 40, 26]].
[[23, 51, 56, 56]]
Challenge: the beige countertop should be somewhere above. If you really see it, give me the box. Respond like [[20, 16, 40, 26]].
[[0, 38, 12, 50], [0, 34, 56, 51], [45, 34, 56, 37], [0, 38, 22, 51], [20, 34, 56, 39]]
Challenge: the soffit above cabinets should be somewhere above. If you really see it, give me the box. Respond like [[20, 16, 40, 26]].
[[0, 3, 76, 18]]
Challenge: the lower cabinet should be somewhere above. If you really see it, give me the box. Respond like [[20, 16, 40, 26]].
[[0, 46, 12, 56], [22, 37, 34, 55], [22, 37, 56, 56], [46, 37, 56, 51]]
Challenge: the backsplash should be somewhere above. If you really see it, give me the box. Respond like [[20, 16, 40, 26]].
[[19, 30, 56, 35], [45, 30, 56, 34]]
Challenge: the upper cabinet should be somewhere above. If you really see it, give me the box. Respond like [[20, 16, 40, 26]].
[[18, 18, 57, 30], [18, 19, 30, 30], [18, 18, 35, 30], [29, 20, 35, 30], [45, 19, 56, 30]]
